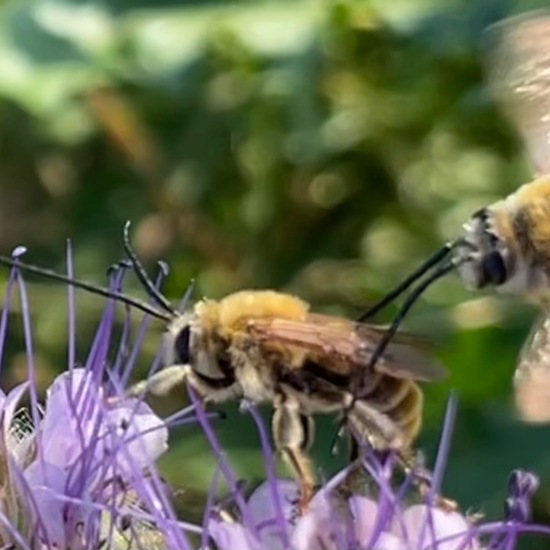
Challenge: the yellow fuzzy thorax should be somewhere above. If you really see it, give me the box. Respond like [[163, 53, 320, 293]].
[[511, 175, 550, 206], [498, 175, 550, 259], [194, 290, 310, 336]]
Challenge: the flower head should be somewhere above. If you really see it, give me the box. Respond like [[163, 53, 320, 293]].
[[2, 246, 550, 550], [0, 249, 196, 549], [200, 396, 550, 550]]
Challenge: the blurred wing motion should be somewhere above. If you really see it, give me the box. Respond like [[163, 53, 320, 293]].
[[484, 10, 550, 175], [515, 313, 550, 422], [247, 313, 448, 381]]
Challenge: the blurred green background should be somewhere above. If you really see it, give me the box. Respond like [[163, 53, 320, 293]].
[[2, 0, 550, 542]]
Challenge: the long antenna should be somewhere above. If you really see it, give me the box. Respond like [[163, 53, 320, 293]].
[[123, 221, 177, 315], [0, 255, 173, 322], [358, 243, 453, 322], [362, 260, 456, 390]]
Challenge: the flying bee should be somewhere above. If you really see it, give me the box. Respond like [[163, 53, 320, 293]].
[[358, 10, 550, 423], [0, 223, 447, 512]]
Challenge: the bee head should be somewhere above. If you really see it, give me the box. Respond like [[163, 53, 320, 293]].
[[454, 208, 511, 290], [165, 306, 231, 380]]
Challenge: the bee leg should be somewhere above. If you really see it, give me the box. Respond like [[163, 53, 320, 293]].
[[396, 451, 458, 512], [334, 433, 369, 498], [349, 433, 359, 462], [128, 365, 189, 398], [128, 365, 240, 403], [338, 402, 401, 497], [345, 394, 405, 451], [272, 394, 316, 515]]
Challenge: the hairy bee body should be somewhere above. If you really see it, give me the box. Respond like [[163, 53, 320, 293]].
[[404, 11, 550, 424], [136, 289, 444, 508], [456, 175, 550, 297], [165, 291, 428, 447]]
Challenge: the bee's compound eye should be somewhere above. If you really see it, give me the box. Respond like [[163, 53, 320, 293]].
[[174, 326, 191, 364], [482, 250, 507, 286]]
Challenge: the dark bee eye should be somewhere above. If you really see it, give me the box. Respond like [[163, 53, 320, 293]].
[[174, 326, 191, 364], [482, 250, 507, 286]]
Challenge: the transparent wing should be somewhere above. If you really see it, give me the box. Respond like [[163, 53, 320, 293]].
[[484, 10, 550, 175], [247, 314, 447, 381], [514, 312, 550, 422]]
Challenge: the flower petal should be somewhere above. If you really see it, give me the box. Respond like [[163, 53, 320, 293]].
[[397, 504, 479, 550], [104, 400, 168, 473], [248, 479, 298, 524], [349, 495, 380, 545], [208, 518, 260, 550], [291, 488, 348, 550], [23, 461, 90, 548], [372, 532, 408, 550], [248, 479, 297, 550], [39, 369, 102, 467]]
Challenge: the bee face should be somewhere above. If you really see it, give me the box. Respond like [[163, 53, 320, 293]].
[[453, 179, 550, 299], [165, 309, 231, 382], [454, 208, 511, 291]]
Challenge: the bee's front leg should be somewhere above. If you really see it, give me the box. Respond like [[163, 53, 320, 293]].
[[128, 365, 241, 403], [272, 393, 316, 515], [128, 365, 190, 398]]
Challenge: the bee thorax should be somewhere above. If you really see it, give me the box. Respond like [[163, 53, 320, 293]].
[[228, 345, 276, 403], [238, 361, 276, 402]]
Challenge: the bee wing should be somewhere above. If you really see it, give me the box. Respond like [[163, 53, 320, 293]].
[[514, 312, 550, 422], [484, 10, 550, 175], [360, 325, 448, 381], [247, 313, 447, 381]]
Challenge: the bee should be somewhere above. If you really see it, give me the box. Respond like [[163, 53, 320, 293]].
[[0, 223, 447, 512], [360, 10, 550, 423]]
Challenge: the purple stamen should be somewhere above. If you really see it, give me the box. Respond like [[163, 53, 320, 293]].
[[0, 510, 33, 550], [202, 465, 222, 549], [120, 265, 167, 386], [187, 386, 257, 534], [66, 240, 76, 372], [430, 391, 458, 500], [111, 304, 133, 381], [241, 400, 291, 548], [13, 270, 40, 429], [84, 265, 128, 380], [504, 470, 539, 524], [8, 454, 55, 548], [0, 266, 18, 373], [11, 246, 26, 259]]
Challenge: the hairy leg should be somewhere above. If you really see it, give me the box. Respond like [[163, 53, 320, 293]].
[[128, 364, 241, 403], [272, 393, 316, 514]]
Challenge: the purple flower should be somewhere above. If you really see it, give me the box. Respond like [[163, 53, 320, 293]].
[[0, 250, 196, 550], [22, 367, 169, 548], [198, 395, 550, 550], [3, 246, 550, 550], [206, 473, 482, 550]]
